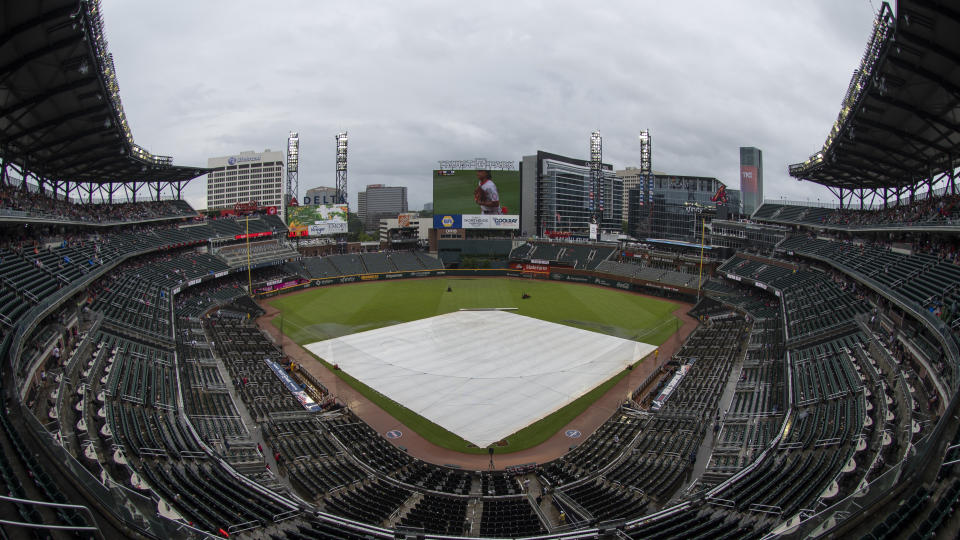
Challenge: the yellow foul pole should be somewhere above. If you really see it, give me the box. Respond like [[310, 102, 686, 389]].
[[246, 215, 252, 293], [697, 216, 706, 301]]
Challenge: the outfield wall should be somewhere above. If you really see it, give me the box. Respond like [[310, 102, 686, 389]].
[[254, 266, 699, 302]]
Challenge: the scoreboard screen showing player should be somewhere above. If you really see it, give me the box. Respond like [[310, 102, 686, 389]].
[[431, 169, 521, 219]]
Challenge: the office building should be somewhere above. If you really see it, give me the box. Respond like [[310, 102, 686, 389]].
[[303, 186, 339, 206], [739, 147, 763, 215], [206, 150, 284, 210], [519, 151, 623, 237], [357, 184, 408, 230]]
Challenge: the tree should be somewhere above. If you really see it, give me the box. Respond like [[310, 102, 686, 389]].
[[347, 212, 365, 241]]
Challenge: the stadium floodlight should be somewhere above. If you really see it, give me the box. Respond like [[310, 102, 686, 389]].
[[335, 132, 348, 206], [590, 130, 603, 228], [286, 132, 299, 212]]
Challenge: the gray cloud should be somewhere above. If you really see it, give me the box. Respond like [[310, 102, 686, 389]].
[[102, 0, 879, 211]]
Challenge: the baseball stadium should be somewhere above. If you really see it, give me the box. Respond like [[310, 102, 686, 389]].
[[2, 1, 960, 539]]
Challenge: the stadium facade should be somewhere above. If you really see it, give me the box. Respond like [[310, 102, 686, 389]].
[[5, 1, 960, 539], [625, 173, 740, 242], [206, 149, 285, 210], [520, 151, 623, 237]]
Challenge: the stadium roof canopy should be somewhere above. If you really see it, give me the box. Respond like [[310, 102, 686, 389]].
[[0, 0, 206, 199], [789, 1, 960, 195]]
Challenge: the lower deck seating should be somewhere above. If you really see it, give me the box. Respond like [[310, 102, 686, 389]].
[[478, 498, 543, 537], [324, 480, 411, 525], [400, 494, 469, 535]]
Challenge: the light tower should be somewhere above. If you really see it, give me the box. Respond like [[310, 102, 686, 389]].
[[286, 131, 299, 209], [335, 132, 348, 206], [639, 129, 652, 176], [639, 129, 653, 236], [589, 130, 603, 240]]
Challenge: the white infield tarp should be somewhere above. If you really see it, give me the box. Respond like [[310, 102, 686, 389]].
[[305, 310, 657, 448]]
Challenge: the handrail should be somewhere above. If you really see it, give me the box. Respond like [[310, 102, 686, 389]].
[[0, 493, 101, 535]]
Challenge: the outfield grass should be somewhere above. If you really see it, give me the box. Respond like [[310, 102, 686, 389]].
[[432, 170, 521, 215], [269, 277, 680, 453]]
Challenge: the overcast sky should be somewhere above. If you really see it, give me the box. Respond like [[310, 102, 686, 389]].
[[101, 0, 880, 211]]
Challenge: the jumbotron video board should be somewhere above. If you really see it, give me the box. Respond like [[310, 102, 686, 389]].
[[286, 204, 349, 237], [432, 169, 520, 229]]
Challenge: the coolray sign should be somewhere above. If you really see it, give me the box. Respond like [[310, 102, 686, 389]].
[[461, 214, 520, 229], [437, 158, 515, 170]]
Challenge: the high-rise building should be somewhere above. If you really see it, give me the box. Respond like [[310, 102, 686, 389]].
[[519, 151, 622, 237], [739, 147, 763, 215], [206, 150, 284, 210], [357, 184, 408, 230], [627, 173, 740, 242], [615, 167, 649, 222], [303, 186, 339, 206]]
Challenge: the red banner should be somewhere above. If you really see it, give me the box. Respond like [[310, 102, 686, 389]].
[[510, 262, 550, 273], [234, 200, 260, 214], [234, 231, 273, 240]]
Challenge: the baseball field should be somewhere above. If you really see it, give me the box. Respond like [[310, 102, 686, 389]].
[[268, 277, 680, 453]]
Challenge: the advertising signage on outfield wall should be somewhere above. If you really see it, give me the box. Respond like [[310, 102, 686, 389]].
[[286, 204, 349, 237], [432, 214, 519, 230]]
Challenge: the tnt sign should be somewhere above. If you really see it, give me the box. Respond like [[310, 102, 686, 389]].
[[740, 165, 758, 194]]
